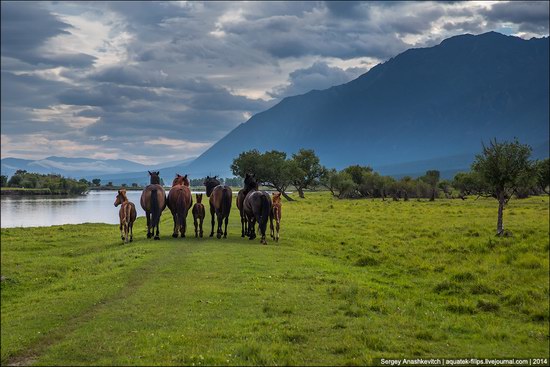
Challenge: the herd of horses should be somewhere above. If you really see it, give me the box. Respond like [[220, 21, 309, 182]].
[[113, 171, 282, 245]]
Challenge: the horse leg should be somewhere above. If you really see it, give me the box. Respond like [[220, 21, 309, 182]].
[[224, 215, 229, 238], [276, 219, 280, 242], [193, 215, 199, 238], [216, 211, 223, 239], [209, 205, 215, 237], [248, 217, 256, 240], [172, 213, 178, 238], [270, 216, 274, 240], [146, 211, 152, 238], [120, 222, 124, 242], [124, 221, 130, 244], [154, 223, 160, 240], [129, 221, 134, 242], [199, 216, 204, 238], [240, 213, 245, 237], [181, 215, 186, 238]]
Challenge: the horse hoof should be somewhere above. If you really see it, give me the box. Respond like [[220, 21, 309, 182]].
[[181, 234, 186, 238], [130, 238, 133, 242], [209, 233, 214, 237], [241, 234, 245, 238], [147, 233, 152, 239], [154, 236, 160, 240], [217, 233, 221, 239], [172, 233, 178, 238], [200, 233, 203, 238]]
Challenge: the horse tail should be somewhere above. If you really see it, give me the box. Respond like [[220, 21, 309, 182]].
[[176, 190, 187, 229], [151, 188, 160, 228], [259, 193, 270, 235], [221, 187, 231, 219]]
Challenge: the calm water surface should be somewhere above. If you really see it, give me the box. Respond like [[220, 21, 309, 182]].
[[1, 190, 205, 228]]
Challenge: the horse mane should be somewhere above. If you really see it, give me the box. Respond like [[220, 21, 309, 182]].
[[118, 189, 128, 202]]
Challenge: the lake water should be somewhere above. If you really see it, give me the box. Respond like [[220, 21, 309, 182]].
[[0, 190, 206, 228]]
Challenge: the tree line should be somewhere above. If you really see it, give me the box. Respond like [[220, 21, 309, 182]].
[[231, 140, 549, 236], [1, 170, 89, 195]]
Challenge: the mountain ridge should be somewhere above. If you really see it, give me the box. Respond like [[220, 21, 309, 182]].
[[182, 31, 549, 177]]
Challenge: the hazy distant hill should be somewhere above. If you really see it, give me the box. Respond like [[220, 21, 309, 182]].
[[183, 31, 549, 178], [0, 156, 195, 182]]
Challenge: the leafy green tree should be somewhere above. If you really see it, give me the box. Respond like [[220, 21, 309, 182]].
[[0, 175, 7, 187], [420, 170, 440, 201], [534, 158, 550, 194], [131, 183, 139, 188], [231, 150, 297, 201], [290, 149, 325, 198], [452, 171, 484, 199], [472, 138, 533, 236], [92, 178, 101, 187], [343, 165, 373, 186], [319, 168, 339, 197], [358, 172, 386, 198], [8, 174, 22, 187]]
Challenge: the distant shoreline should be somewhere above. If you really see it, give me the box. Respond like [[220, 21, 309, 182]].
[[0, 188, 79, 196]]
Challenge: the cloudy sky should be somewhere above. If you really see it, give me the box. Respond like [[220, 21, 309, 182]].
[[1, 1, 548, 165]]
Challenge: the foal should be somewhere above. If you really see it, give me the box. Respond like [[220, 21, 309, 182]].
[[192, 194, 206, 238], [270, 192, 282, 242], [114, 189, 137, 244]]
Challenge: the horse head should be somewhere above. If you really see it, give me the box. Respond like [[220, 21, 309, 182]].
[[203, 176, 221, 197], [272, 191, 281, 204], [244, 173, 259, 191], [196, 193, 203, 203], [114, 189, 127, 207], [149, 171, 161, 185], [172, 173, 189, 187]]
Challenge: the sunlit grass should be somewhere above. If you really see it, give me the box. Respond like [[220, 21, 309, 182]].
[[1, 193, 548, 365]]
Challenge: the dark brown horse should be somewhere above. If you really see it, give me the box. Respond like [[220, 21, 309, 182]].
[[270, 192, 282, 242], [236, 173, 258, 237], [167, 174, 193, 238], [243, 189, 272, 245], [140, 171, 166, 240], [203, 176, 232, 239], [192, 193, 205, 238], [114, 189, 137, 244]]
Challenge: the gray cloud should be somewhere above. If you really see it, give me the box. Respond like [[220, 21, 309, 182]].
[[483, 1, 549, 34], [1, 1, 548, 163], [1, 1, 96, 68], [269, 61, 367, 98]]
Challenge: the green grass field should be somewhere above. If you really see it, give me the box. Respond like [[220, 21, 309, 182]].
[[1, 193, 548, 365]]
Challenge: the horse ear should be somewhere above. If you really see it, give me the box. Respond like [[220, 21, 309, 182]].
[[184, 174, 187, 179], [156, 171, 160, 175], [148, 171, 152, 175]]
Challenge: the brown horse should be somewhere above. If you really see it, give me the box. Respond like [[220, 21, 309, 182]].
[[203, 176, 232, 239], [270, 192, 282, 242], [236, 173, 258, 237], [114, 189, 137, 244], [192, 193, 205, 238], [167, 174, 193, 238], [140, 171, 166, 240]]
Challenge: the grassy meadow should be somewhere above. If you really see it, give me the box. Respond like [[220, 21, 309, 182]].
[[1, 192, 548, 365]]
